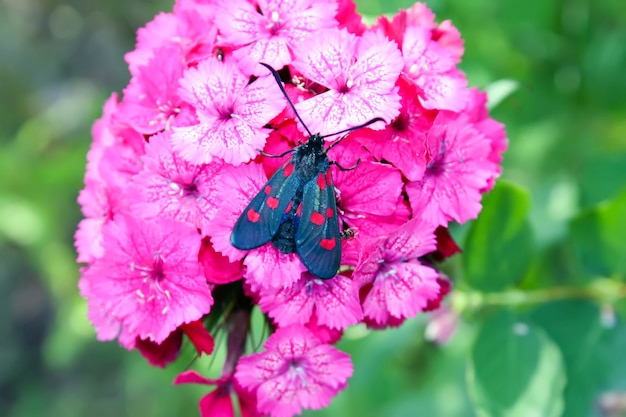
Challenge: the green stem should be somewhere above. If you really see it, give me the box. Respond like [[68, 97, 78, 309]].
[[452, 277, 626, 311]]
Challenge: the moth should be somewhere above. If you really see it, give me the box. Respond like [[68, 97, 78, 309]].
[[230, 63, 382, 279]]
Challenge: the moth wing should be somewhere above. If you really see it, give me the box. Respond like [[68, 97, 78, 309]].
[[296, 169, 341, 279], [231, 158, 300, 250]]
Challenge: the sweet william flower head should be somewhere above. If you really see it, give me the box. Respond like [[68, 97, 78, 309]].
[[76, 0, 508, 415]]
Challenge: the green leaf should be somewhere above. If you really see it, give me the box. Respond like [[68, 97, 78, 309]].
[[462, 181, 534, 291], [569, 187, 626, 280], [531, 300, 626, 417], [598, 187, 626, 277], [569, 208, 609, 280], [468, 311, 565, 417]]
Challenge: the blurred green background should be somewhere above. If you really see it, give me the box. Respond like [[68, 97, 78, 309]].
[[1, 0, 625, 416]]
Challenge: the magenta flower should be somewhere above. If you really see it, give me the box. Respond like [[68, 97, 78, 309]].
[[401, 25, 468, 111], [77, 1, 507, 414], [354, 217, 442, 326], [127, 131, 223, 234], [329, 137, 408, 243], [375, 6, 468, 112], [216, 0, 338, 75], [172, 58, 285, 165], [236, 325, 353, 417], [464, 88, 508, 191], [125, 9, 218, 75], [81, 215, 213, 343], [75, 181, 112, 263], [291, 28, 403, 135], [405, 112, 495, 226], [120, 46, 193, 135], [354, 74, 435, 181], [258, 272, 362, 329], [174, 371, 258, 417]]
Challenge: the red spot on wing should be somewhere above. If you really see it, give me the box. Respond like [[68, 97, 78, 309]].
[[326, 207, 334, 218], [316, 173, 326, 190], [247, 209, 260, 223], [266, 196, 279, 209], [285, 201, 292, 213], [296, 203, 302, 217], [326, 170, 333, 185], [320, 238, 337, 250], [264, 185, 272, 195], [310, 211, 325, 226], [283, 163, 294, 177]]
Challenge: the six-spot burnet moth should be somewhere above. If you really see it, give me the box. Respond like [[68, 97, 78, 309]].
[[230, 63, 383, 279]]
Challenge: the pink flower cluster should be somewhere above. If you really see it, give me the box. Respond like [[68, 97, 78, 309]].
[[75, 0, 506, 416]]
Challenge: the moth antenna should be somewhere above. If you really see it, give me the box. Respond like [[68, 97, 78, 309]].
[[257, 148, 295, 159], [260, 63, 313, 137], [324, 117, 385, 151]]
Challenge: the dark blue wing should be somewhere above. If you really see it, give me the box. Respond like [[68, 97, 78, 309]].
[[231, 158, 300, 250], [296, 169, 341, 279]]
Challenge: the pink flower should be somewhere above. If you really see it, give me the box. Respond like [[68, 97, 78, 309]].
[[180, 319, 216, 356], [354, 217, 442, 326], [120, 46, 193, 135], [244, 246, 306, 291], [335, 0, 365, 35], [136, 328, 183, 368], [425, 304, 459, 345], [125, 9, 218, 75], [376, 3, 464, 62], [464, 88, 508, 191], [258, 272, 362, 329], [291, 28, 403, 135], [199, 237, 245, 285], [329, 137, 408, 244], [405, 111, 495, 226], [376, 8, 468, 112], [174, 371, 258, 417], [127, 131, 223, 234], [75, 181, 113, 262], [236, 325, 353, 417], [402, 25, 468, 112], [354, 75, 435, 181], [303, 314, 343, 344], [172, 58, 285, 165], [216, 0, 338, 75], [81, 215, 213, 343]]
